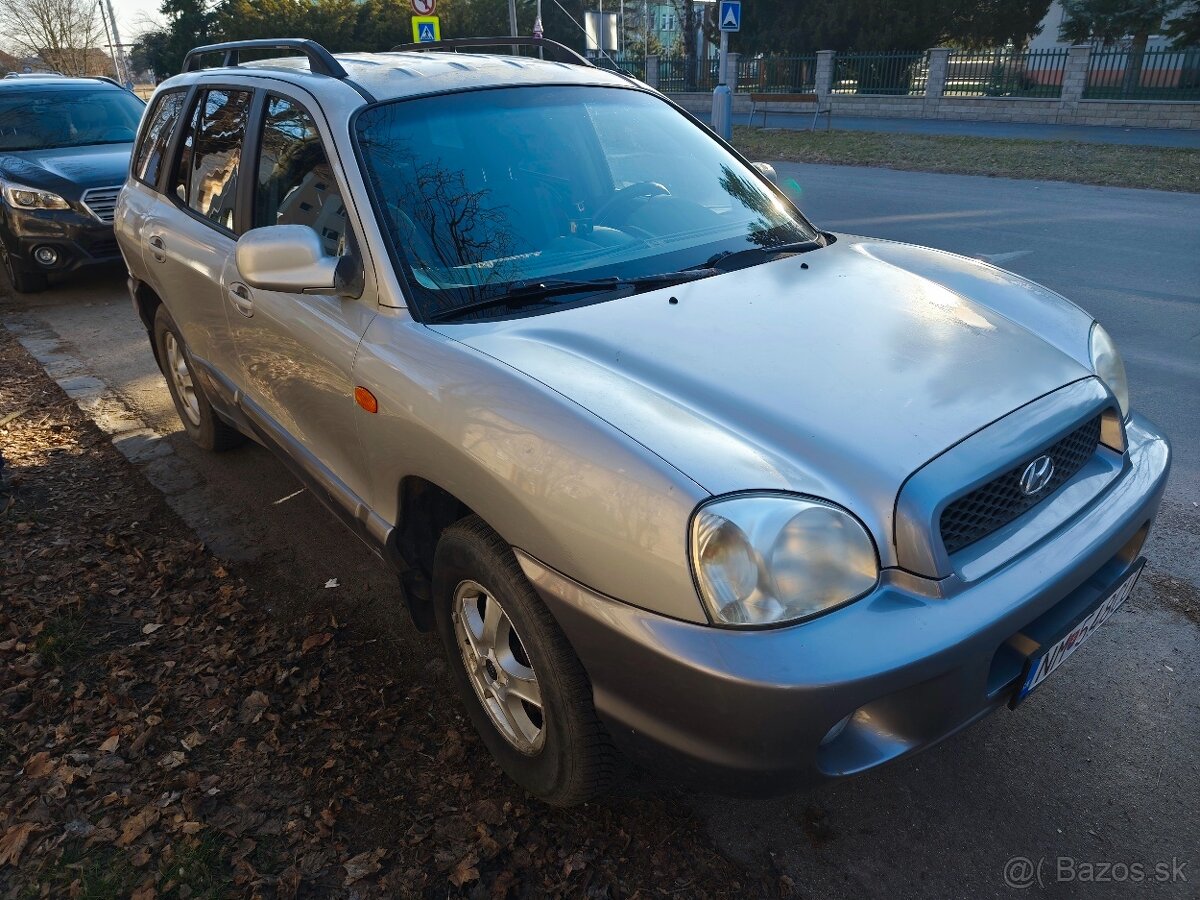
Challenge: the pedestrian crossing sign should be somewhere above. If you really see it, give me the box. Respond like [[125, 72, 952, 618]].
[[719, 1, 741, 32], [412, 16, 441, 42]]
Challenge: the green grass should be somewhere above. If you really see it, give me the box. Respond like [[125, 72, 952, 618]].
[[23, 845, 136, 900], [33, 613, 90, 669], [733, 127, 1200, 193], [20, 835, 231, 900], [157, 834, 232, 900]]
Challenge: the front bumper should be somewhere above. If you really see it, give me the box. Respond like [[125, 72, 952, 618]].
[[1, 206, 120, 273], [519, 413, 1170, 795]]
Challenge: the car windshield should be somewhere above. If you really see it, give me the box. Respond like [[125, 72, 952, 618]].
[[354, 85, 820, 320], [0, 87, 144, 151]]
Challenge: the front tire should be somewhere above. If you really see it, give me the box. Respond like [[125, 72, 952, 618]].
[[433, 516, 615, 806], [153, 305, 244, 451]]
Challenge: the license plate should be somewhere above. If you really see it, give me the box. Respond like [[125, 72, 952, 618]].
[[1015, 562, 1143, 704]]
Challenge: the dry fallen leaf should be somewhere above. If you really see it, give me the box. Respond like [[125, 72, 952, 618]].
[[450, 851, 480, 888], [324, 578, 340, 589], [343, 848, 385, 886], [116, 807, 161, 847], [301, 632, 333, 654], [238, 690, 270, 725], [141, 623, 164, 634], [24, 751, 55, 778], [158, 750, 186, 770], [277, 865, 302, 900], [0, 822, 38, 867], [99, 734, 120, 753]]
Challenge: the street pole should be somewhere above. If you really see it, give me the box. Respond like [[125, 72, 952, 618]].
[[103, 0, 131, 87], [712, 28, 731, 140], [508, 0, 518, 36], [97, 1, 120, 81]]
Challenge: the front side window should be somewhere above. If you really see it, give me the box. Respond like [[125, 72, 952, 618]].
[[134, 90, 186, 186], [255, 95, 347, 255], [355, 86, 817, 321], [172, 88, 252, 231], [0, 87, 144, 152]]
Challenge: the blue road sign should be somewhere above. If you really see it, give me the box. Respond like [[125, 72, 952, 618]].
[[719, 0, 741, 32], [412, 15, 441, 42]]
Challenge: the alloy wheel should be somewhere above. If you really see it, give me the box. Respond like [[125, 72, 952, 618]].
[[452, 579, 545, 755], [163, 331, 201, 427]]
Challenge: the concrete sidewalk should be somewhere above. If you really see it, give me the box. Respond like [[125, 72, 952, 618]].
[[736, 111, 1200, 147]]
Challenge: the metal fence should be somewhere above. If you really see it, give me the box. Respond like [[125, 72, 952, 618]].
[[650, 46, 1200, 101], [596, 51, 646, 81], [658, 55, 721, 92], [1085, 46, 1200, 100], [736, 55, 817, 93], [833, 51, 927, 95], [943, 48, 1069, 98]]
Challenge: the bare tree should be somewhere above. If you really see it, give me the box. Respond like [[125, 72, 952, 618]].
[[0, 0, 105, 75]]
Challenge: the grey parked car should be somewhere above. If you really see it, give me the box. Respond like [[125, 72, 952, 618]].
[[115, 38, 1170, 806]]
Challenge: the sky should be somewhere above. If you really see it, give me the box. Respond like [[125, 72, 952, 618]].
[[109, 0, 165, 41]]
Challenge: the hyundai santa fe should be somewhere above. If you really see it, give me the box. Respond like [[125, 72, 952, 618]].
[[114, 37, 1170, 806]]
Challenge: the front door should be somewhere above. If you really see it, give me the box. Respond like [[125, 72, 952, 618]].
[[224, 90, 377, 515]]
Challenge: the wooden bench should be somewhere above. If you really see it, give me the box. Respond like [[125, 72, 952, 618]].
[[748, 92, 832, 130]]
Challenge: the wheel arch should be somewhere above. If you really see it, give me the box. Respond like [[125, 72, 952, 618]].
[[388, 475, 474, 631], [131, 277, 165, 370]]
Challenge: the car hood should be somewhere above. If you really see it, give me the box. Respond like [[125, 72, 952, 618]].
[[431, 236, 1094, 556], [0, 143, 132, 198]]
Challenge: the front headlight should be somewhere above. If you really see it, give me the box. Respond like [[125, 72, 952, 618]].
[[690, 493, 879, 627], [1, 181, 70, 211], [1089, 322, 1129, 419]]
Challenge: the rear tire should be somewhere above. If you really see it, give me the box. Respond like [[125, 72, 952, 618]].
[[153, 304, 244, 451], [434, 516, 615, 806]]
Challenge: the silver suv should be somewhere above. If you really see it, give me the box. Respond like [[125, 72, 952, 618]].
[[116, 38, 1170, 806]]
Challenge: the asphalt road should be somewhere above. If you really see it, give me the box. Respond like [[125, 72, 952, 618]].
[[3, 164, 1197, 898]]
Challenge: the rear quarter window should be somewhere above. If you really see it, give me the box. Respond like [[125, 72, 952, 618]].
[[134, 90, 187, 187]]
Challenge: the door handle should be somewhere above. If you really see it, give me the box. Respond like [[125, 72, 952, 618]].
[[229, 282, 254, 318], [147, 235, 166, 262]]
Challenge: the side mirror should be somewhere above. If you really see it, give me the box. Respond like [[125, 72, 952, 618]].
[[752, 162, 779, 185], [235, 224, 341, 295]]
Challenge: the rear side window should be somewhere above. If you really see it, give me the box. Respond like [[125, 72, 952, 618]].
[[255, 94, 347, 255], [134, 90, 186, 186], [171, 88, 253, 232]]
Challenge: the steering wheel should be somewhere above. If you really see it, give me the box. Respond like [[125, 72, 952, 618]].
[[593, 181, 670, 227]]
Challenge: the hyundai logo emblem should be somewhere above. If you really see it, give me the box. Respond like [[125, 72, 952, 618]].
[[1019, 454, 1055, 496]]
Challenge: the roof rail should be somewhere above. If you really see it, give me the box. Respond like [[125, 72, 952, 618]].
[[182, 39, 349, 79], [390, 36, 593, 68]]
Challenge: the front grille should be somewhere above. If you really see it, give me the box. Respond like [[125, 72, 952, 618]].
[[939, 415, 1103, 555], [81, 186, 121, 223]]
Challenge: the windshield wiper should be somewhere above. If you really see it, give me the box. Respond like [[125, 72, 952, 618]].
[[428, 269, 716, 322], [702, 239, 824, 272]]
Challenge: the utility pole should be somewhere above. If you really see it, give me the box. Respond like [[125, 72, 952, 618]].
[[101, 0, 131, 86], [508, 0, 518, 36], [97, 0, 120, 81]]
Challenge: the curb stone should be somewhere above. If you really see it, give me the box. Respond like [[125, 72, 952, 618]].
[[0, 314, 256, 559]]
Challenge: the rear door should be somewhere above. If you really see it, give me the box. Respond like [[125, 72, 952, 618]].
[[143, 84, 254, 383], [117, 87, 188, 276], [224, 89, 377, 515]]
